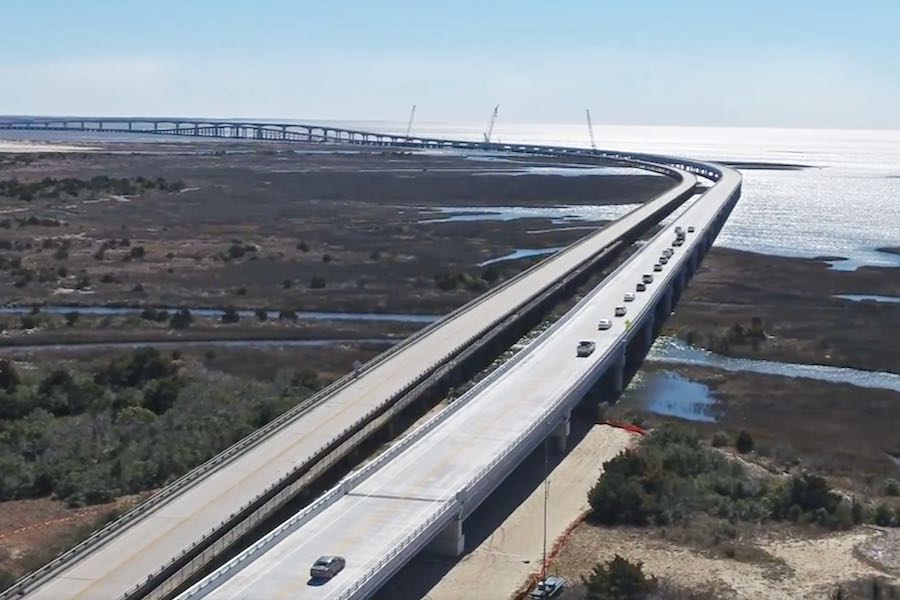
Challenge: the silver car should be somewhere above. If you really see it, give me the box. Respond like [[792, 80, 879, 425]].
[[653, 264, 663, 272], [577, 340, 596, 357], [310, 555, 346, 580], [624, 292, 635, 302], [529, 575, 566, 598], [598, 318, 613, 330]]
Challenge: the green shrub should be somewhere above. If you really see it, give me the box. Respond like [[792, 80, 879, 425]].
[[582, 555, 656, 600], [710, 431, 729, 448], [735, 430, 754, 454], [220, 307, 240, 323], [169, 309, 193, 330], [873, 504, 896, 527], [884, 478, 899, 497]]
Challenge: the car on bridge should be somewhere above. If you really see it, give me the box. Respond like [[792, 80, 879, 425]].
[[642, 273, 654, 284], [576, 341, 596, 357], [688, 225, 695, 232], [636, 282, 647, 292], [624, 292, 635, 302], [597, 318, 612, 330], [653, 263, 663, 272], [310, 555, 345, 581], [659, 256, 668, 265], [614, 306, 627, 317]]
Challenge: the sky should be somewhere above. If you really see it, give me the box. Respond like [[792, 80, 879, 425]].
[[1, 0, 898, 129]]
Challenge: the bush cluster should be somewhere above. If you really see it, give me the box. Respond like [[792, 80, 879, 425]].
[[587, 426, 869, 530], [0, 176, 184, 202], [0, 351, 319, 506]]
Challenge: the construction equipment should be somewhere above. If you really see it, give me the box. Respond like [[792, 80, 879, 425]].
[[405, 104, 416, 138], [483, 104, 499, 143], [586, 108, 597, 151]]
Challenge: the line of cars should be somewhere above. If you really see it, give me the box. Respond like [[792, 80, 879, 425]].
[[307, 228, 697, 593], [576, 225, 693, 358]]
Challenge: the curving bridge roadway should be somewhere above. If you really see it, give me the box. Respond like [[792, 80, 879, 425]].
[[0, 118, 739, 600]]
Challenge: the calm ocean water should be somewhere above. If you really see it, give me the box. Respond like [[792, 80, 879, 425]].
[[3, 122, 899, 269]]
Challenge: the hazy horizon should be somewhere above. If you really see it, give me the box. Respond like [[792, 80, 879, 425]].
[[2, 1, 898, 129]]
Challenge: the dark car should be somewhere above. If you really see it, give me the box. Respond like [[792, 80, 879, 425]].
[[310, 555, 346, 580], [529, 575, 566, 598]]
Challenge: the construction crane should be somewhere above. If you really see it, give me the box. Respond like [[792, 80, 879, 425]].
[[483, 104, 499, 143], [586, 108, 597, 151], [405, 104, 416, 138]]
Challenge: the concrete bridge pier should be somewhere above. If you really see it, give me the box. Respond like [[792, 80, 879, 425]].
[[552, 413, 571, 452], [430, 515, 465, 557], [640, 316, 654, 354]]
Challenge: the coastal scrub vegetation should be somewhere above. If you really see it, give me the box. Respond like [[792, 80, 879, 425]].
[[0, 176, 184, 202], [587, 426, 893, 530], [0, 352, 322, 506]]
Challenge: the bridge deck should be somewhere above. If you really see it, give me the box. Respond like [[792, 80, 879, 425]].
[[178, 167, 739, 600], [20, 165, 695, 600]]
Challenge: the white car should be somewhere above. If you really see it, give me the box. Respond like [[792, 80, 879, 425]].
[[653, 264, 663, 272], [688, 226, 695, 232], [614, 306, 627, 317], [624, 292, 635, 302], [597, 318, 613, 330]]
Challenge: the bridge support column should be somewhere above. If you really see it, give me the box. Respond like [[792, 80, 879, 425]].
[[662, 288, 673, 317], [430, 516, 465, 557], [642, 317, 654, 353], [552, 413, 571, 452], [610, 351, 625, 394]]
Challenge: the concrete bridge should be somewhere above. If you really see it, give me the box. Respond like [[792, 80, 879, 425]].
[[173, 156, 739, 600], [0, 117, 740, 600]]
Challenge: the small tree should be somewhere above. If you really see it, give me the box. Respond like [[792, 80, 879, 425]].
[[255, 308, 268, 322], [711, 431, 729, 448], [65, 311, 80, 326], [309, 276, 327, 289], [735, 430, 754, 454], [582, 555, 656, 600], [278, 309, 298, 321], [874, 503, 895, 527], [0, 359, 20, 392], [169, 308, 193, 330], [884, 478, 900, 497], [220, 307, 240, 323]]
